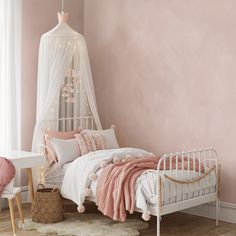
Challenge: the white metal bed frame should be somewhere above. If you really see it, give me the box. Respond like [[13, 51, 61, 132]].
[[150, 148, 219, 236], [40, 116, 220, 236]]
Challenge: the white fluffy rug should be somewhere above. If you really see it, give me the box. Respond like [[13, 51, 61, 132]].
[[21, 213, 148, 236]]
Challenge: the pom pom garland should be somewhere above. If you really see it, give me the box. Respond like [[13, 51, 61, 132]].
[[77, 205, 85, 213]]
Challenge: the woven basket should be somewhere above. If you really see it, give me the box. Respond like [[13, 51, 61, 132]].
[[31, 184, 64, 223]]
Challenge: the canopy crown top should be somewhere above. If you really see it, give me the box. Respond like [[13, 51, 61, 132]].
[[58, 11, 68, 23]]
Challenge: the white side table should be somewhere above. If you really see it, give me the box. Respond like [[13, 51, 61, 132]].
[[0, 151, 45, 200]]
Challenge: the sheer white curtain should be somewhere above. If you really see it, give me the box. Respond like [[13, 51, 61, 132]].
[[0, 0, 21, 151]]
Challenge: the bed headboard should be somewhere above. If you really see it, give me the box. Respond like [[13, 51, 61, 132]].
[[41, 116, 95, 132]]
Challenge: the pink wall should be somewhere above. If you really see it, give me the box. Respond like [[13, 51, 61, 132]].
[[84, 0, 236, 203], [21, 0, 84, 151]]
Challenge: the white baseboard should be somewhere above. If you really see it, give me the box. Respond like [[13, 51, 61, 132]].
[[183, 201, 236, 224]]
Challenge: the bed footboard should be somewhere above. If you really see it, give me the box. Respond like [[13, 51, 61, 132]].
[[156, 148, 219, 236]]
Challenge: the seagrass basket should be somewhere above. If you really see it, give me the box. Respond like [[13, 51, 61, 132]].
[[31, 184, 64, 223]]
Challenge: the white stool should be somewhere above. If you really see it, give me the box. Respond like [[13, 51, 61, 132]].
[[1, 179, 24, 236]]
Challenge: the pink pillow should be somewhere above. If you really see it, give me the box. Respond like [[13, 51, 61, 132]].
[[44, 129, 81, 166], [0, 157, 15, 197], [75, 133, 89, 155], [92, 133, 107, 150], [81, 130, 97, 152], [75, 130, 107, 156]]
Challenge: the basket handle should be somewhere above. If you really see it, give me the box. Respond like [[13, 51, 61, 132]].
[[38, 184, 45, 189], [52, 188, 57, 192]]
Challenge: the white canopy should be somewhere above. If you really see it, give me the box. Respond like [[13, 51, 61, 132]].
[[32, 18, 102, 152]]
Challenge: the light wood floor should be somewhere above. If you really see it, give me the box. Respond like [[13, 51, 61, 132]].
[[1, 201, 236, 236]]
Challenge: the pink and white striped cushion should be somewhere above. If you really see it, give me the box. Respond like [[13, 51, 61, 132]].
[[75, 133, 89, 155], [81, 130, 97, 152], [92, 133, 107, 150], [75, 131, 107, 155]]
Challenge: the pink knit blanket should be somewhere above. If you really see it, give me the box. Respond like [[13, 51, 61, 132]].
[[0, 157, 15, 197], [96, 156, 204, 221]]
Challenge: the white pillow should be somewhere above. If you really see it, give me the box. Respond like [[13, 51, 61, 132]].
[[50, 138, 81, 165], [85, 127, 119, 149]]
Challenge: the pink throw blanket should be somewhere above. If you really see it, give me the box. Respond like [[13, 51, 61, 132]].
[[96, 156, 204, 221], [0, 157, 15, 197]]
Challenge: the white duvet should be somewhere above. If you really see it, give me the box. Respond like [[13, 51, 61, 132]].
[[61, 148, 217, 219], [61, 148, 151, 208]]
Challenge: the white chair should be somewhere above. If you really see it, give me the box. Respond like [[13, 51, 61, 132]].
[[1, 178, 24, 236]]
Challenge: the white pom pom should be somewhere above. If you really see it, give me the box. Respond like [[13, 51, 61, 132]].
[[77, 205, 85, 213], [113, 156, 120, 163], [149, 152, 155, 157], [84, 188, 92, 196], [142, 212, 151, 221], [89, 172, 97, 181], [100, 161, 108, 168]]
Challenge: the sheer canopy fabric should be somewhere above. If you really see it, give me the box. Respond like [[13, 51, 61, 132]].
[[0, 0, 21, 151], [32, 22, 102, 152]]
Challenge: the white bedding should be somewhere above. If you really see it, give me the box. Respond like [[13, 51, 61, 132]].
[[61, 148, 151, 207], [61, 148, 217, 217]]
